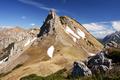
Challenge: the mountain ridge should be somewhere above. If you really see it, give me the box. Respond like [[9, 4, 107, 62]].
[[0, 10, 103, 80]]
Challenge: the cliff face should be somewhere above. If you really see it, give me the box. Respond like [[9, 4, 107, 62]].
[[0, 11, 103, 80]]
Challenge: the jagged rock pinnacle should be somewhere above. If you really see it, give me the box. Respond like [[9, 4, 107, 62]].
[[49, 9, 56, 19], [37, 10, 57, 38]]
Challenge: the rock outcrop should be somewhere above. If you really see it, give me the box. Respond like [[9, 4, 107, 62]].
[[71, 61, 92, 77], [37, 10, 56, 37], [71, 51, 112, 77], [0, 27, 39, 74], [87, 51, 112, 74]]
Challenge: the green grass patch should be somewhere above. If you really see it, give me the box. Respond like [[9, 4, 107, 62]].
[[20, 66, 120, 80], [20, 70, 66, 80]]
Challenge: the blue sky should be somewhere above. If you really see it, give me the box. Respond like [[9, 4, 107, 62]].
[[0, 0, 120, 38]]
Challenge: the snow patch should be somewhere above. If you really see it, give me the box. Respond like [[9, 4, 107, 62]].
[[31, 37, 37, 42], [65, 26, 80, 39], [24, 39, 31, 47], [0, 57, 9, 64], [0, 60, 4, 64], [10, 47, 14, 56], [88, 53, 96, 56], [47, 45, 55, 58], [77, 29, 86, 39], [3, 57, 8, 62], [82, 46, 95, 56], [47, 46, 54, 58], [71, 36, 77, 42], [24, 37, 37, 47]]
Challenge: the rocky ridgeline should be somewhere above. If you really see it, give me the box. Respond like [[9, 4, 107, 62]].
[[0, 28, 28, 49], [0, 27, 39, 74], [0, 10, 103, 79], [103, 31, 120, 48], [37, 10, 56, 38], [103, 31, 120, 44]]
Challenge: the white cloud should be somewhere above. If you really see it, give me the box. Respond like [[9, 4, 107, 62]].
[[112, 21, 120, 31], [30, 23, 35, 26], [83, 22, 114, 38], [18, 0, 58, 12], [83, 23, 106, 31], [91, 30, 114, 38]]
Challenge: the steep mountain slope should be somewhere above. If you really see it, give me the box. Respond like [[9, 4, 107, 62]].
[[0, 10, 103, 80], [0, 27, 39, 74], [103, 31, 120, 44]]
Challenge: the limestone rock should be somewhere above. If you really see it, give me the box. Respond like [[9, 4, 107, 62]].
[[71, 61, 92, 77]]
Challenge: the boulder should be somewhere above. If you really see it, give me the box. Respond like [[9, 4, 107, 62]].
[[71, 61, 92, 77], [87, 51, 112, 74], [90, 65, 109, 74]]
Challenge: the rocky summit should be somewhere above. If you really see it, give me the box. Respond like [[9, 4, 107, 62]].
[[0, 10, 103, 80]]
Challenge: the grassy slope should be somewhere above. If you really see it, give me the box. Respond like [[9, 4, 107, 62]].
[[20, 65, 120, 80]]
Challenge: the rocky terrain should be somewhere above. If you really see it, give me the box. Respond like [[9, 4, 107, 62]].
[[0, 10, 103, 80], [103, 31, 120, 48], [102, 31, 120, 63], [0, 27, 39, 76]]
